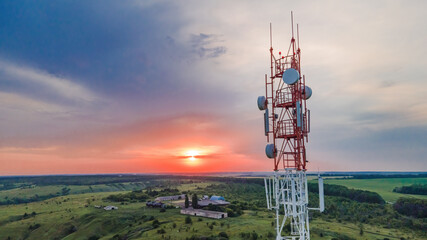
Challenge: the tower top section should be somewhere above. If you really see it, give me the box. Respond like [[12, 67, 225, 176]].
[[258, 12, 312, 171]]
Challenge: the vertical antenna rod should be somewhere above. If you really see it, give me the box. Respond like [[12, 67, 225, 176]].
[[270, 23, 273, 49], [291, 11, 294, 39]]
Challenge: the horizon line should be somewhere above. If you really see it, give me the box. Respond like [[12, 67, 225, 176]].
[[0, 170, 426, 178]]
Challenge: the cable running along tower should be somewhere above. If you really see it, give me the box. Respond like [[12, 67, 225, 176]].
[[257, 13, 324, 240]]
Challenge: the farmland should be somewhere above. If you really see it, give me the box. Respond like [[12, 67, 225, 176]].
[[0, 174, 425, 240]]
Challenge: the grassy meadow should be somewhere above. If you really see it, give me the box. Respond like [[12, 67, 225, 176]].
[[0, 183, 147, 201], [323, 178, 427, 202]]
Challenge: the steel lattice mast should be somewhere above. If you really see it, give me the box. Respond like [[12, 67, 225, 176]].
[[257, 12, 324, 240]]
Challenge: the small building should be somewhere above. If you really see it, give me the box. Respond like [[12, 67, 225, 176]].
[[180, 208, 228, 219], [104, 206, 118, 211], [197, 199, 230, 207], [146, 201, 166, 208], [196, 195, 229, 207], [155, 194, 185, 202], [210, 196, 225, 201]]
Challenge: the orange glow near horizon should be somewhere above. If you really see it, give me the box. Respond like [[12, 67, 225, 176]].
[[0, 113, 271, 175]]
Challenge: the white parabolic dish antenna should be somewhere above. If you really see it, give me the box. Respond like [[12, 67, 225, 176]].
[[257, 96, 267, 110], [265, 144, 276, 158], [304, 86, 312, 100], [282, 68, 300, 85]]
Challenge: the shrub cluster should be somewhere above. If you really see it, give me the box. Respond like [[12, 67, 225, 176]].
[[393, 198, 427, 218], [105, 190, 148, 202]]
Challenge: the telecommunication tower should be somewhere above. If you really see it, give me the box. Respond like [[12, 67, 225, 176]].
[[257, 12, 324, 240]]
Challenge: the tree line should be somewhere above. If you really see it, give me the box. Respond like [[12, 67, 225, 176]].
[[308, 182, 385, 204], [393, 184, 427, 195]]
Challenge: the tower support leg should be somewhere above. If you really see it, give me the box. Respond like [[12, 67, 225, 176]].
[[265, 169, 310, 240]]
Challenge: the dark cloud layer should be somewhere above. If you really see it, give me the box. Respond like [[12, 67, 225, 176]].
[[191, 33, 227, 58]]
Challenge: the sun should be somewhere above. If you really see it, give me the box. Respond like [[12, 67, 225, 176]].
[[185, 150, 200, 159], [183, 149, 201, 164], [184, 149, 199, 157], [178, 147, 219, 167]]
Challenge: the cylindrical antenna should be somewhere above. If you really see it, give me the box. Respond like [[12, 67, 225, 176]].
[[270, 23, 273, 49], [291, 11, 294, 39], [297, 24, 300, 49]]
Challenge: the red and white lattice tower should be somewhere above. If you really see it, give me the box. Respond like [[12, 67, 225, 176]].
[[257, 13, 324, 240]]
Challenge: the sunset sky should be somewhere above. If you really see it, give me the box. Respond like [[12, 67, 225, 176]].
[[1, 0, 426, 175]]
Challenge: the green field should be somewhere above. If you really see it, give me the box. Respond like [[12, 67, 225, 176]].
[[0, 192, 423, 240], [323, 177, 427, 202]]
